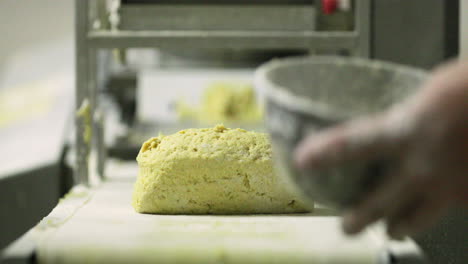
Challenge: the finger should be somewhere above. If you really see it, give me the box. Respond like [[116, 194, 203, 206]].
[[386, 190, 453, 239], [294, 115, 393, 170], [342, 173, 406, 235], [343, 154, 440, 236], [294, 125, 347, 169], [342, 207, 382, 235], [383, 158, 451, 239], [379, 173, 427, 238], [385, 194, 425, 240]]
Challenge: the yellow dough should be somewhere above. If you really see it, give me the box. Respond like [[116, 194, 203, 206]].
[[132, 125, 310, 214], [176, 82, 263, 123]]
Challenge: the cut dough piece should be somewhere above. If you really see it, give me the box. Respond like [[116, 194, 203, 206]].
[[133, 125, 311, 214], [176, 82, 262, 123]]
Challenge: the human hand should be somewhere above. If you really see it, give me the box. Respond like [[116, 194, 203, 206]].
[[294, 60, 468, 239]]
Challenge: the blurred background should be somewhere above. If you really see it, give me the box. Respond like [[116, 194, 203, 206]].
[[0, 0, 467, 262], [0, 0, 75, 251], [0, 1, 73, 88]]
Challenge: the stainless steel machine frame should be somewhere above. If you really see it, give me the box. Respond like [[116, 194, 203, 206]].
[[75, 0, 371, 185]]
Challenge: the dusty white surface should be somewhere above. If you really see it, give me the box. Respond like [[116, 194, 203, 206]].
[[1, 162, 422, 263], [35, 177, 389, 264]]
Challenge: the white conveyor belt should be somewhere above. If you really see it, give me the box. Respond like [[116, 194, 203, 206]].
[[4, 162, 423, 264]]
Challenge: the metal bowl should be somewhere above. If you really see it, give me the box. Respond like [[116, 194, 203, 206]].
[[255, 56, 428, 209]]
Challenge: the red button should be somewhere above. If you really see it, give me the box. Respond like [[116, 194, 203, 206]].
[[322, 0, 338, 15]]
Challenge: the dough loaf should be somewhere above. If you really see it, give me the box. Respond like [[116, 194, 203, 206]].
[[132, 125, 310, 214]]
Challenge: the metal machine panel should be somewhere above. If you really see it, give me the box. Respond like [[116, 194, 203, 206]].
[[120, 5, 316, 31], [372, 0, 459, 69]]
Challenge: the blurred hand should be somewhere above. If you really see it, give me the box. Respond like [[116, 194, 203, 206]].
[[294, 60, 468, 239]]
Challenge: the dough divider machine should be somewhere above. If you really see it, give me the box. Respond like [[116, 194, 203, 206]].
[[74, 0, 371, 186], [4, 1, 463, 263]]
